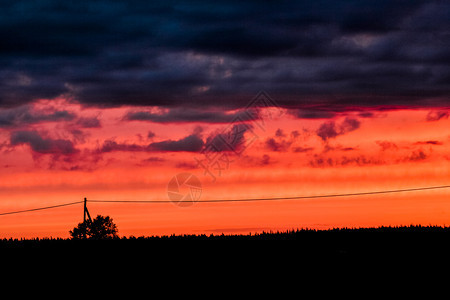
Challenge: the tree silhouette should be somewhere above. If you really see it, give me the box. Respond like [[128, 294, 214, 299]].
[[70, 215, 118, 240]]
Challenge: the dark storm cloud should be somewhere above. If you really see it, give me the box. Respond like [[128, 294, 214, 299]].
[[0, 105, 76, 127], [0, 0, 448, 110], [148, 134, 204, 152], [316, 117, 361, 141], [263, 127, 303, 152], [75, 116, 102, 128], [98, 133, 204, 153], [99, 140, 146, 153], [289, 109, 338, 119], [426, 110, 449, 122], [316, 122, 340, 141], [414, 140, 443, 146], [124, 107, 258, 123], [10, 130, 78, 155], [205, 123, 254, 153]]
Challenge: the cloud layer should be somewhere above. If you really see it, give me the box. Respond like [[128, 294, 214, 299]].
[[125, 108, 258, 124], [98, 132, 204, 153], [10, 130, 78, 155], [316, 118, 361, 141], [0, 0, 448, 110]]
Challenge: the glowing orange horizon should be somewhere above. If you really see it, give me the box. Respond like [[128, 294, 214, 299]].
[[0, 101, 449, 238]]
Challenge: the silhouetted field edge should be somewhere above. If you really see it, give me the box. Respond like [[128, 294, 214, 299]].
[[4, 225, 450, 268], [3, 224, 450, 244]]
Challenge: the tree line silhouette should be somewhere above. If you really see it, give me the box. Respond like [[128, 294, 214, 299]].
[[1, 224, 450, 242], [3, 224, 450, 263]]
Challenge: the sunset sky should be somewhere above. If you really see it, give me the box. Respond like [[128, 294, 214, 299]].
[[0, 1, 449, 238]]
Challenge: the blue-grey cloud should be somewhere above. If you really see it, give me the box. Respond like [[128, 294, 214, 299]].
[[0, 0, 448, 110], [0, 105, 76, 127], [316, 117, 361, 141], [10, 130, 78, 155], [205, 123, 254, 153], [125, 107, 258, 123], [75, 116, 102, 128], [98, 132, 204, 153], [149, 134, 204, 152]]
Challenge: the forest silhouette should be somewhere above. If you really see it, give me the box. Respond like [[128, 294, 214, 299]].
[[3, 225, 450, 256], [3, 224, 450, 270]]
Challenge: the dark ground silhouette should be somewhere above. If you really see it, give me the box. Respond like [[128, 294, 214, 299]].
[[4, 225, 450, 275], [3, 225, 450, 255]]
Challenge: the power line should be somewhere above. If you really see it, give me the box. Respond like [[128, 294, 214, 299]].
[[0, 185, 449, 216], [89, 185, 450, 204], [0, 200, 84, 216]]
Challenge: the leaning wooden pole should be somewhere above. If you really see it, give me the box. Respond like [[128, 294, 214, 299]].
[[83, 197, 92, 239]]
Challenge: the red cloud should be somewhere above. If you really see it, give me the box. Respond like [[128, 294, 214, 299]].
[[426, 110, 449, 122]]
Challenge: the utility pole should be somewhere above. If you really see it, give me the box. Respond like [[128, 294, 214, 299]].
[[83, 197, 92, 239]]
